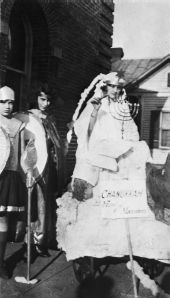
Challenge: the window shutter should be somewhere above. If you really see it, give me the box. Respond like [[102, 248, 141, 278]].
[[167, 73, 170, 87], [150, 110, 160, 148]]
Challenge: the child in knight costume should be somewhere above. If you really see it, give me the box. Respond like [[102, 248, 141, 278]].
[[25, 83, 65, 258], [0, 86, 26, 279]]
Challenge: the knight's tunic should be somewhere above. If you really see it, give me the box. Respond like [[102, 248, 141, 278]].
[[0, 115, 26, 212]]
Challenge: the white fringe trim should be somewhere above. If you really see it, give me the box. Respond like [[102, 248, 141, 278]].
[[0, 206, 25, 212]]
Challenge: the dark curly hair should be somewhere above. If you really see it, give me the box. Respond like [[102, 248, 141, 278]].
[[36, 83, 53, 99], [29, 82, 55, 109]]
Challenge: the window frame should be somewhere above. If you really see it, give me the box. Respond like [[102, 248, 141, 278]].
[[159, 109, 170, 149], [167, 73, 170, 87]]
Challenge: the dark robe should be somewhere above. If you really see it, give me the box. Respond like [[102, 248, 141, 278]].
[[29, 111, 66, 248], [42, 115, 65, 196]]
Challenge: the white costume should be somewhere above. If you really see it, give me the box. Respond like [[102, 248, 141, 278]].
[[73, 97, 150, 186], [56, 73, 170, 263]]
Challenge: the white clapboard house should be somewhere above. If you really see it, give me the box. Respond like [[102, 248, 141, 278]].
[[112, 54, 170, 165]]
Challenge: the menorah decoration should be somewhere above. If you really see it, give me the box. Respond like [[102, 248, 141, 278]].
[[108, 96, 140, 140], [109, 97, 140, 122]]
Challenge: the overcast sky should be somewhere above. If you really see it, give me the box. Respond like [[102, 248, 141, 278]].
[[113, 0, 170, 59]]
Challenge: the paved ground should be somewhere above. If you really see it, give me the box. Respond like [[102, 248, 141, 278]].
[[0, 242, 170, 298]]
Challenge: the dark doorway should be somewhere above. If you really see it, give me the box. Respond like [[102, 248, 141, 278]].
[[5, 0, 49, 111], [6, 5, 28, 111]]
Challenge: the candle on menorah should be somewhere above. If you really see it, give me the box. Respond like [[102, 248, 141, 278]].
[[108, 97, 140, 139]]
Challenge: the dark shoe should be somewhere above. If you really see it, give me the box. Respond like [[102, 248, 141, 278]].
[[47, 240, 60, 251], [0, 264, 9, 280], [35, 245, 50, 257]]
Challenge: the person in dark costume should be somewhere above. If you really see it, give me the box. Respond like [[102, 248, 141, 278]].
[[25, 83, 65, 258], [0, 86, 26, 279]]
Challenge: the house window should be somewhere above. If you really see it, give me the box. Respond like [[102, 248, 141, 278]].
[[167, 73, 170, 87], [150, 110, 170, 149], [160, 111, 170, 148]]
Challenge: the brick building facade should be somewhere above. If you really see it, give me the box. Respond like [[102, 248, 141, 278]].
[[0, 0, 114, 177]]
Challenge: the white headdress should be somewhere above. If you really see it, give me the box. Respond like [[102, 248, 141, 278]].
[[67, 72, 126, 143], [0, 86, 15, 101]]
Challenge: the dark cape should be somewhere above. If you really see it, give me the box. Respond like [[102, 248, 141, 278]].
[[42, 114, 66, 196], [28, 111, 66, 248]]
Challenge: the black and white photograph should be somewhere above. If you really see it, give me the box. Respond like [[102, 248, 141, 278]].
[[0, 0, 170, 297]]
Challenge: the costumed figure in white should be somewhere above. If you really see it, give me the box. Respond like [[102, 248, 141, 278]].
[[70, 72, 149, 201], [0, 86, 26, 279], [57, 72, 170, 268]]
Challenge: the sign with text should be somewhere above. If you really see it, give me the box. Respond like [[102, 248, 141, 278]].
[[100, 179, 153, 219]]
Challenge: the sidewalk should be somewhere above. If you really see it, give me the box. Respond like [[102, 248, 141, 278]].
[[0, 242, 170, 298]]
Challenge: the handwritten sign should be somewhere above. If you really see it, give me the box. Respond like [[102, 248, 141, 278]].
[[100, 179, 153, 219]]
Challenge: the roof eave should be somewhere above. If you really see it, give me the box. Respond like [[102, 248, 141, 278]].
[[127, 54, 170, 88]]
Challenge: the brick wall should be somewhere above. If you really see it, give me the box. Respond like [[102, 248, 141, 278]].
[[0, 0, 114, 179]]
